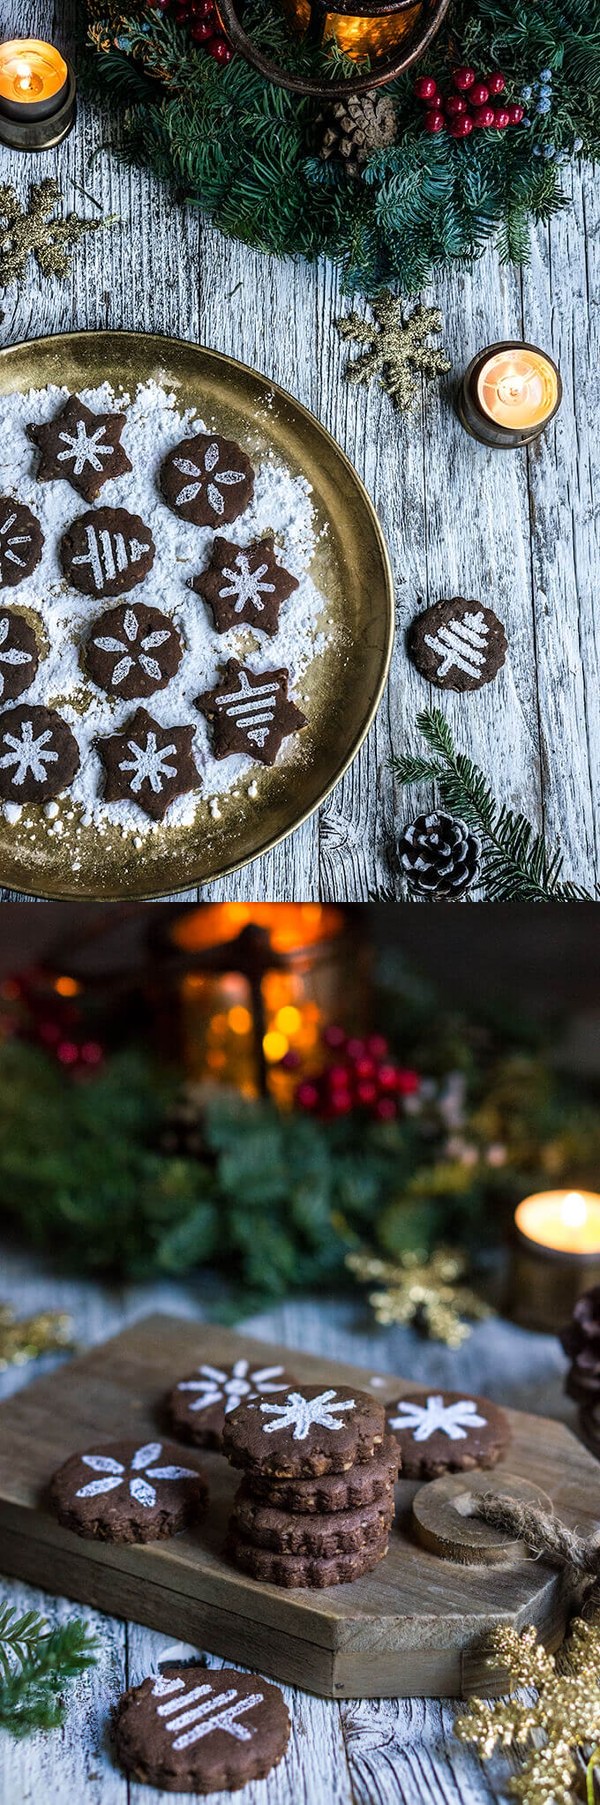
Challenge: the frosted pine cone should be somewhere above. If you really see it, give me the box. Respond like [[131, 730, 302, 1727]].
[[560, 1287, 600, 1403], [399, 811, 480, 900]]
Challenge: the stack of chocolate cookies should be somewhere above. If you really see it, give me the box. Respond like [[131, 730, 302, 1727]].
[[221, 1382, 400, 1587]]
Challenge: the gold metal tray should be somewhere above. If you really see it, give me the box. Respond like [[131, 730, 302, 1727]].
[[0, 330, 394, 899]]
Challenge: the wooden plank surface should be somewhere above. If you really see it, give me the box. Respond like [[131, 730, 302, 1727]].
[[0, 0, 598, 899]]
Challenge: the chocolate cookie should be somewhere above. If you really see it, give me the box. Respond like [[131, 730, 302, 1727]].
[[0, 704, 79, 803], [408, 597, 508, 692], [167, 1357, 296, 1450], [85, 602, 183, 699], [0, 497, 43, 588], [98, 708, 200, 822], [0, 610, 38, 704], [50, 1438, 208, 1543], [113, 1663, 290, 1793], [226, 1524, 390, 1588], [222, 1384, 386, 1479], [191, 537, 299, 636], [60, 507, 155, 598], [386, 1389, 510, 1480], [160, 432, 254, 528], [28, 396, 132, 503], [196, 659, 307, 766], [241, 1433, 400, 1513], [231, 1489, 393, 1556]]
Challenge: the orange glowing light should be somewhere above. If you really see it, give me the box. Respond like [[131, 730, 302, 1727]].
[[228, 1005, 253, 1036], [515, 1190, 600, 1255], [0, 39, 68, 106], [477, 348, 559, 431], [54, 975, 81, 997], [172, 903, 343, 956], [263, 1030, 289, 1062]]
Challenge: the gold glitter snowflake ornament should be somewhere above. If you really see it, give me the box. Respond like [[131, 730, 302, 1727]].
[[456, 1620, 600, 1804], [0, 180, 105, 289], [346, 1246, 491, 1346], [336, 293, 451, 412]]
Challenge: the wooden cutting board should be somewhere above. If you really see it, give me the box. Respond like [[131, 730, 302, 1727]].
[[0, 1312, 598, 1699]]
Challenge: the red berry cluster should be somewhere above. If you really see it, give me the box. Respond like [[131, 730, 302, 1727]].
[[295, 1026, 420, 1122], [148, 0, 234, 64], [414, 66, 524, 138]]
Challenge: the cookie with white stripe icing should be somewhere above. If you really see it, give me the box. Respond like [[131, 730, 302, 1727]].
[[408, 597, 508, 692], [195, 659, 307, 767], [60, 506, 155, 598], [113, 1663, 290, 1792], [385, 1388, 510, 1479]]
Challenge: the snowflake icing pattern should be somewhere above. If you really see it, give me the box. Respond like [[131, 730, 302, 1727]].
[[219, 552, 276, 614], [119, 730, 177, 794], [57, 420, 115, 476], [0, 718, 58, 785], [94, 608, 172, 687], [260, 1389, 356, 1441], [0, 617, 33, 698], [177, 1358, 289, 1415], [75, 1441, 197, 1509], [388, 1395, 488, 1442], [174, 443, 245, 516]]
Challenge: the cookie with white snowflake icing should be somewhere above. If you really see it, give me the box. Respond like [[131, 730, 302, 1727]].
[[167, 1356, 297, 1449], [113, 1663, 290, 1792], [98, 706, 200, 822], [222, 1383, 386, 1478], [28, 396, 132, 503], [160, 431, 254, 527], [191, 536, 299, 636], [85, 602, 183, 699], [49, 1438, 208, 1543], [60, 507, 155, 598], [0, 611, 38, 704], [195, 659, 307, 767], [385, 1388, 510, 1479], [0, 497, 43, 588], [0, 704, 79, 803]]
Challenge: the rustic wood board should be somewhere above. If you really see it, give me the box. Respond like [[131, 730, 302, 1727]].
[[0, 1311, 598, 1700]]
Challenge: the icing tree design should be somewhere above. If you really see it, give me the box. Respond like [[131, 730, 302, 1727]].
[[57, 418, 115, 476], [177, 1359, 289, 1415], [388, 1396, 488, 1442], [196, 660, 307, 767], [213, 669, 280, 749], [260, 1389, 356, 1441], [75, 1442, 197, 1508], [152, 1675, 264, 1751], [218, 550, 275, 614], [0, 718, 58, 785], [94, 608, 172, 688], [0, 511, 32, 578], [71, 522, 152, 594], [119, 730, 177, 795], [0, 617, 34, 699], [424, 611, 489, 682], [173, 443, 246, 516]]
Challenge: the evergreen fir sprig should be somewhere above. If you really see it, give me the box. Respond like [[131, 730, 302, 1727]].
[[392, 708, 595, 901], [0, 1602, 98, 1737]]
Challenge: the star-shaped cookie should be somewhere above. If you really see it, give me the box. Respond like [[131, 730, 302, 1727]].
[[98, 707, 200, 822], [28, 396, 132, 502], [195, 659, 307, 766], [191, 536, 299, 636]]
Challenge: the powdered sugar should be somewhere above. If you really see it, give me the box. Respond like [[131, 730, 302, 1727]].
[[0, 378, 329, 837]]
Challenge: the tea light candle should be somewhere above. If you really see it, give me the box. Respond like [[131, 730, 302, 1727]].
[[511, 1189, 600, 1330], [0, 39, 76, 149], [457, 340, 562, 449]]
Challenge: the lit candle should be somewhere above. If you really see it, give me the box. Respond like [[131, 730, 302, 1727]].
[[0, 39, 76, 149], [511, 1189, 600, 1330], [457, 340, 562, 449], [515, 1190, 600, 1255]]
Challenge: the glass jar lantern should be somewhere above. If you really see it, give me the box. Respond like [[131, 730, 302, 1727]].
[[215, 0, 450, 97]]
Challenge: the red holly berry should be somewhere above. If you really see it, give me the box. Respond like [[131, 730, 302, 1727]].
[[486, 71, 506, 95], [323, 1025, 347, 1049], [329, 1092, 353, 1115], [366, 1034, 389, 1059], [328, 1063, 351, 1089], [346, 1038, 366, 1060], [81, 1041, 103, 1066], [191, 18, 213, 38], [57, 1040, 79, 1066], [378, 1063, 400, 1091], [207, 34, 233, 60], [396, 1068, 420, 1095], [453, 65, 476, 90], [472, 105, 496, 128], [354, 1057, 376, 1079], [493, 107, 511, 128], [445, 94, 468, 116], [279, 1048, 302, 1071], [424, 110, 445, 133], [448, 113, 474, 137], [506, 102, 524, 124], [296, 1081, 320, 1111], [469, 81, 489, 107], [356, 1081, 378, 1106], [414, 74, 438, 101], [375, 1097, 398, 1121]]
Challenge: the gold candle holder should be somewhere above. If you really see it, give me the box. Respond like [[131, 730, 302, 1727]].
[[0, 39, 76, 150], [457, 341, 562, 449], [510, 1191, 600, 1332]]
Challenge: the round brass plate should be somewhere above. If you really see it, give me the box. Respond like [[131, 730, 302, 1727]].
[[412, 1470, 554, 1567], [0, 330, 394, 899]]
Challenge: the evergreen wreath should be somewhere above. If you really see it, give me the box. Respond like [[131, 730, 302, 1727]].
[[84, 1, 599, 293]]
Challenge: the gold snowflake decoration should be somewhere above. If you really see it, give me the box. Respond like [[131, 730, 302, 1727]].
[[345, 1246, 491, 1347], [0, 180, 104, 289], [336, 293, 451, 412], [0, 1302, 73, 1371], [456, 1621, 600, 1804]]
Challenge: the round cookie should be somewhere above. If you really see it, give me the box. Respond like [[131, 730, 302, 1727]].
[[60, 507, 155, 598], [160, 432, 254, 528], [113, 1663, 290, 1793], [408, 597, 508, 692], [231, 1490, 394, 1556], [167, 1357, 297, 1450], [0, 610, 38, 704], [85, 602, 183, 699], [50, 1438, 208, 1543], [0, 497, 44, 588], [386, 1389, 510, 1480], [0, 704, 79, 803], [28, 395, 132, 503], [221, 1384, 386, 1479], [191, 536, 298, 636], [243, 1434, 400, 1513], [226, 1524, 390, 1588]]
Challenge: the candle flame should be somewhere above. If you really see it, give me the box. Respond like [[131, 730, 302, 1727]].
[[560, 1191, 588, 1230]]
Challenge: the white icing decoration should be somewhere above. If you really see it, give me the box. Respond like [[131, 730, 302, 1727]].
[[177, 1358, 288, 1415], [388, 1395, 488, 1442], [260, 1388, 355, 1441], [423, 610, 490, 682], [173, 444, 245, 515], [75, 1441, 197, 1508], [218, 550, 276, 616], [0, 616, 33, 697], [57, 420, 115, 476], [71, 524, 151, 594], [93, 607, 172, 687], [0, 509, 33, 578], [118, 731, 177, 795], [213, 669, 281, 750], [151, 1675, 263, 1750], [0, 719, 58, 785]]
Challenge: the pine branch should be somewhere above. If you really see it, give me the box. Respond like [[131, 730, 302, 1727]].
[[0, 1604, 98, 1737]]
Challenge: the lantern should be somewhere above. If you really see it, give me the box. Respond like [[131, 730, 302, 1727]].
[[215, 0, 449, 98]]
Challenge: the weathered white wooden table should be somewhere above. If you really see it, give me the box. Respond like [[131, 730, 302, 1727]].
[[1, 0, 598, 903], [0, 1243, 577, 1804]]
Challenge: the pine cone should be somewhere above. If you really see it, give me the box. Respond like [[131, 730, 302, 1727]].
[[560, 1287, 600, 1404], [399, 811, 480, 900], [316, 91, 397, 179]]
